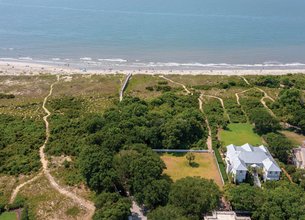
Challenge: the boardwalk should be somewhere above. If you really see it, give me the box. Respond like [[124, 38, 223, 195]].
[[120, 73, 132, 102]]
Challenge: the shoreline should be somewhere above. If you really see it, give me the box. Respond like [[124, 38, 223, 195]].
[[1, 60, 305, 76]]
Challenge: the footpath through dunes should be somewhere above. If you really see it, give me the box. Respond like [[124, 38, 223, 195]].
[[38, 75, 95, 220], [9, 173, 42, 204], [199, 95, 212, 152], [236, 77, 277, 118], [159, 75, 215, 152], [159, 75, 192, 94], [200, 94, 231, 123]]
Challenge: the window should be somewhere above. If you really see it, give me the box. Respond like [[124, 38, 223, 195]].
[[269, 171, 273, 175], [240, 171, 243, 174]]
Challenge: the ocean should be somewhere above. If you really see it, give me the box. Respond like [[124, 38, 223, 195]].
[[1, 0, 305, 70]]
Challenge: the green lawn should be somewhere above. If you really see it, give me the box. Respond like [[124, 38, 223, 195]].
[[0, 212, 17, 220], [161, 153, 223, 187], [220, 123, 262, 146]]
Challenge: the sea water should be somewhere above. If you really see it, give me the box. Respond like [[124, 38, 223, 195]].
[[1, 0, 305, 70]]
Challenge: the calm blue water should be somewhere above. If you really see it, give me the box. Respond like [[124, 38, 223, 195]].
[[1, 0, 305, 69]]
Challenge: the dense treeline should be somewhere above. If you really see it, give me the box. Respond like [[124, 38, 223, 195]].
[[271, 88, 305, 134], [253, 74, 305, 89], [47, 93, 208, 157], [225, 182, 305, 219], [0, 114, 44, 175], [44, 93, 213, 218]]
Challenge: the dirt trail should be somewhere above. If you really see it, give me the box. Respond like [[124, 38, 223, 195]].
[[159, 75, 192, 94], [199, 95, 212, 152], [158, 76, 213, 151], [201, 94, 231, 122], [241, 76, 250, 86], [39, 76, 95, 220], [9, 173, 42, 204]]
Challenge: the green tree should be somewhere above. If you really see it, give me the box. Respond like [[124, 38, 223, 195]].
[[249, 109, 280, 135], [225, 184, 263, 212], [253, 182, 305, 219], [93, 192, 131, 220], [148, 205, 188, 220], [78, 146, 118, 193], [114, 144, 170, 209], [169, 177, 221, 219], [263, 133, 293, 163], [186, 152, 195, 166]]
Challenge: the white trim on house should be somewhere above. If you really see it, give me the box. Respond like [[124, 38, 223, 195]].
[[225, 143, 281, 183]]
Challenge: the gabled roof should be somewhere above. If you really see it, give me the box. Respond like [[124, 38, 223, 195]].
[[226, 143, 281, 173], [263, 158, 281, 172]]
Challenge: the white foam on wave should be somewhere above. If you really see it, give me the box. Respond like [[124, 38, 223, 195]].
[[131, 61, 305, 69], [80, 57, 92, 61], [52, 58, 61, 61], [98, 58, 127, 63], [1, 47, 14, 51], [19, 57, 33, 61]]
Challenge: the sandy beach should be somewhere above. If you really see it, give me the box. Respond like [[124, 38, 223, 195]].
[[1, 60, 305, 76]]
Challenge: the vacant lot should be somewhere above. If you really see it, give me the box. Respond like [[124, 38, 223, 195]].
[[220, 123, 262, 146], [161, 153, 223, 187]]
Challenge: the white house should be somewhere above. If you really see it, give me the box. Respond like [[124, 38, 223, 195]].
[[204, 211, 251, 220], [292, 141, 305, 169], [225, 143, 281, 183]]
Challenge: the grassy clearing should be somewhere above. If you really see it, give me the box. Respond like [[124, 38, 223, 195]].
[[161, 153, 223, 187], [0, 75, 56, 118], [126, 75, 181, 100], [220, 123, 262, 146], [52, 74, 122, 98], [0, 212, 16, 220], [280, 131, 305, 146]]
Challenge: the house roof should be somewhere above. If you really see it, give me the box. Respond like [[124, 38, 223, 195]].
[[226, 143, 281, 173], [263, 158, 282, 172]]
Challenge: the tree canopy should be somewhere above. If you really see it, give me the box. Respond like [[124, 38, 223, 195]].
[[169, 177, 221, 219]]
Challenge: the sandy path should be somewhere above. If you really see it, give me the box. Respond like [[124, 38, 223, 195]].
[[159, 75, 192, 94], [199, 95, 212, 152], [159, 76, 213, 150], [201, 94, 231, 122], [9, 173, 42, 204], [39, 76, 95, 220], [241, 76, 251, 86], [130, 201, 147, 220]]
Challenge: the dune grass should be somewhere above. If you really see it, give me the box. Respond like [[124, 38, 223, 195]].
[[161, 153, 223, 187], [220, 123, 262, 146], [280, 131, 305, 146]]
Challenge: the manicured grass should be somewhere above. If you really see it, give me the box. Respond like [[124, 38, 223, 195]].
[[280, 131, 305, 146], [161, 153, 223, 187], [0, 212, 17, 220], [220, 123, 262, 146]]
